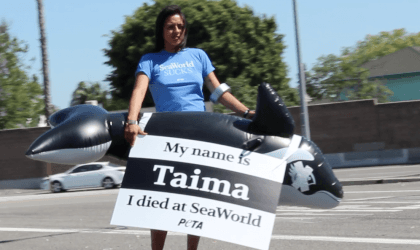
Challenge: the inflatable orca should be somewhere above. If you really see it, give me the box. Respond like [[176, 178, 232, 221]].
[[26, 83, 343, 209]]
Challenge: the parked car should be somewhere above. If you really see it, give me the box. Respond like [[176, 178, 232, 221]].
[[41, 162, 126, 193]]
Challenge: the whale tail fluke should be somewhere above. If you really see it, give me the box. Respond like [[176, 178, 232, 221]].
[[249, 83, 295, 138]]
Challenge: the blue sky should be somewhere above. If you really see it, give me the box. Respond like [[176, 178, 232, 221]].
[[1, 0, 419, 110]]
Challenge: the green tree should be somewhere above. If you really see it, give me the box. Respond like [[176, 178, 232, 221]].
[[70, 81, 108, 106], [0, 22, 44, 129], [70, 81, 127, 111], [345, 29, 420, 65], [104, 0, 298, 112], [307, 29, 419, 103]]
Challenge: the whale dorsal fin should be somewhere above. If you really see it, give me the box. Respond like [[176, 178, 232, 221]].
[[248, 83, 295, 137]]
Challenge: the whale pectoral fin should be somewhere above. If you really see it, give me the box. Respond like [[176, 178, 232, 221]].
[[249, 83, 295, 137], [242, 136, 264, 151]]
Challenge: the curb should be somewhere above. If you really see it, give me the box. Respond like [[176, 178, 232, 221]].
[[340, 176, 420, 186], [0, 189, 49, 197]]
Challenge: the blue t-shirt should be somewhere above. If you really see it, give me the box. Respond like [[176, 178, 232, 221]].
[[135, 48, 215, 112]]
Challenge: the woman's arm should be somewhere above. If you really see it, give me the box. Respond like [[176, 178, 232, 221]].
[[204, 72, 255, 118], [124, 73, 149, 146]]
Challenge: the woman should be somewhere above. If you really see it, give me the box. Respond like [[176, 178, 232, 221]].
[[124, 5, 254, 250]]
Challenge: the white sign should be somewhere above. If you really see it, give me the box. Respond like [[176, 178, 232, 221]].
[[111, 135, 285, 250]]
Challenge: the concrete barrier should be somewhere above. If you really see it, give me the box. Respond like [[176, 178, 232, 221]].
[[0, 178, 43, 189], [326, 148, 420, 168]]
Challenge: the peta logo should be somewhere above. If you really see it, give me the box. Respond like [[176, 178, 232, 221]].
[[289, 161, 316, 192], [178, 219, 203, 229]]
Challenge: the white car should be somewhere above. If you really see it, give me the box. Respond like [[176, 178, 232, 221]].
[[41, 162, 126, 193]]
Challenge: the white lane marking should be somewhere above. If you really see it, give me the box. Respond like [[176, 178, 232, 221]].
[[0, 228, 80, 233], [275, 217, 315, 220], [1, 228, 420, 245], [276, 209, 402, 212], [334, 205, 376, 209], [342, 201, 420, 204], [394, 205, 420, 210], [271, 235, 420, 245], [340, 175, 420, 181], [0, 190, 119, 203], [335, 204, 419, 211], [364, 170, 420, 175], [277, 213, 372, 216], [275, 200, 420, 219], [345, 190, 420, 194], [344, 196, 395, 201], [0, 227, 180, 235], [335, 164, 420, 172]]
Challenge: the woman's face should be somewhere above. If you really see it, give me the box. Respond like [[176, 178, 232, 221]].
[[163, 14, 185, 51]]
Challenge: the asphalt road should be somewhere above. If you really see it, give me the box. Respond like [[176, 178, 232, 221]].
[[1, 166, 420, 250]]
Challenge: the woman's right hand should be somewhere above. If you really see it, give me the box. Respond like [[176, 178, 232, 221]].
[[124, 124, 148, 147]]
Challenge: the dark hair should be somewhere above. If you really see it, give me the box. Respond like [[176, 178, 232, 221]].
[[154, 5, 188, 52]]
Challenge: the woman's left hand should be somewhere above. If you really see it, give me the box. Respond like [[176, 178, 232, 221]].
[[245, 110, 256, 119]]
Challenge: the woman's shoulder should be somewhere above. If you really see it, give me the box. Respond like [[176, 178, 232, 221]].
[[183, 48, 211, 60], [140, 51, 170, 63], [141, 51, 161, 59], [184, 47, 206, 54]]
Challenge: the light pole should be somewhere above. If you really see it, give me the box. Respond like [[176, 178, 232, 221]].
[[292, 0, 311, 140]]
